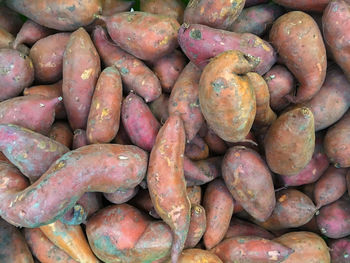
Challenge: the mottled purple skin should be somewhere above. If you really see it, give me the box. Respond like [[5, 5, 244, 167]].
[[329, 238, 350, 263], [0, 124, 69, 182], [317, 195, 350, 239], [178, 23, 277, 75], [0, 144, 148, 228], [104, 187, 139, 204], [122, 93, 160, 151], [72, 129, 88, 150]]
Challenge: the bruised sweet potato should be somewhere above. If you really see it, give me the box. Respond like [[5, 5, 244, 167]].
[[102, 0, 135, 15], [0, 219, 34, 263], [211, 236, 293, 263], [168, 249, 223, 263], [0, 48, 34, 101], [329, 238, 350, 263], [0, 5, 23, 35], [149, 93, 170, 123], [92, 26, 161, 102], [185, 135, 209, 161], [184, 204, 206, 248], [86, 204, 172, 263], [103, 187, 139, 204], [274, 231, 330, 263], [100, 12, 180, 61], [6, 0, 102, 31], [140, 0, 185, 23], [203, 179, 234, 249], [178, 23, 276, 75], [0, 95, 61, 135], [273, 0, 330, 12], [199, 50, 257, 142], [72, 129, 88, 149], [147, 114, 190, 263], [264, 106, 315, 176], [122, 93, 160, 151], [49, 121, 73, 149], [269, 11, 327, 103], [63, 27, 100, 130]]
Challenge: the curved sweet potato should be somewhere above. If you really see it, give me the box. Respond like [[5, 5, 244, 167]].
[[6, 0, 102, 31], [140, 0, 185, 23], [184, 204, 206, 248], [72, 129, 88, 149], [274, 0, 330, 12], [62, 27, 100, 130], [269, 11, 327, 103], [103, 187, 139, 204], [0, 5, 23, 35], [49, 121, 73, 149], [264, 106, 315, 176], [329, 238, 350, 263], [168, 249, 223, 263], [149, 93, 170, 123], [147, 114, 190, 263]]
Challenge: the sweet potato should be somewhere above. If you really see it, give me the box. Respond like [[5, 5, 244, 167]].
[[72, 129, 88, 149], [0, 26, 15, 49], [274, 231, 330, 263], [324, 111, 350, 168], [230, 3, 284, 36], [168, 249, 223, 263], [29, 33, 70, 83], [6, 0, 102, 31], [122, 93, 160, 151], [274, 0, 330, 12], [317, 195, 350, 238], [269, 11, 327, 103], [185, 204, 207, 249], [147, 114, 190, 263], [186, 186, 202, 205], [263, 65, 294, 111], [86, 204, 172, 263], [203, 179, 234, 249], [92, 26, 161, 102], [185, 135, 209, 161], [314, 166, 347, 208], [184, 0, 245, 30], [0, 5, 23, 35], [264, 106, 315, 176], [259, 189, 316, 231], [0, 48, 34, 101], [211, 236, 293, 263], [102, 0, 135, 15], [149, 93, 170, 123], [100, 12, 180, 61], [0, 144, 148, 227], [0, 95, 61, 135], [204, 128, 228, 155], [0, 124, 69, 182], [23, 81, 66, 119], [178, 23, 276, 75], [63, 27, 100, 130], [329, 238, 350, 263], [199, 50, 257, 142], [140, 0, 185, 23], [104, 187, 139, 204], [0, 219, 34, 263], [49, 121, 73, 149]]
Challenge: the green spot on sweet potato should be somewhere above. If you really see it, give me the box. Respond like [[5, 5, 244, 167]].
[[211, 79, 227, 93], [120, 67, 129, 75], [190, 29, 202, 40], [67, 5, 75, 12]]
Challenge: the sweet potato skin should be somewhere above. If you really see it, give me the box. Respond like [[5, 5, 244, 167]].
[[0, 48, 34, 101], [49, 121, 73, 149], [269, 11, 327, 103], [185, 204, 206, 248], [72, 129, 88, 149], [329, 238, 350, 263], [186, 186, 202, 205], [103, 187, 139, 204], [63, 27, 100, 130], [140, 0, 185, 23], [274, 0, 330, 12], [149, 93, 170, 123], [6, 0, 102, 31]]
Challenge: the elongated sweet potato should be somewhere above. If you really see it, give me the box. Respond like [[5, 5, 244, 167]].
[[122, 93, 160, 151], [264, 106, 315, 176], [274, 231, 330, 263], [102, 0, 135, 15], [185, 204, 206, 248], [324, 111, 350, 168], [149, 93, 170, 123], [185, 135, 209, 161], [100, 12, 180, 61], [274, 0, 330, 12], [269, 11, 327, 103], [0, 48, 34, 101], [168, 249, 223, 263], [0, 144, 147, 227], [178, 23, 276, 74], [211, 236, 293, 263], [141, 0, 184, 23], [104, 187, 139, 204], [49, 121, 73, 149], [329, 238, 350, 263], [0, 5, 23, 35], [92, 26, 161, 102], [6, 0, 102, 31], [72, 129, 88, 149], [0, 95, 61, 135], [0, 124, 69, 182], [0, 219, 34, 263], [63, 28, 100, 130], [147, 114, 190, 263], [203, 179, 234, 249], [86, 204, 172, 263]]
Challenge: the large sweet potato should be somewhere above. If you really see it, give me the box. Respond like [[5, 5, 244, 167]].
[[140, 0, 185, 23], [273, 0, 330, 12], [329, 238, 350, 263]]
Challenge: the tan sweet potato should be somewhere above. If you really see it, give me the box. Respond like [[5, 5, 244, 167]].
[[49, 121, 73, 149], [185, 204, 207, 249], [140, 0, 185, 23], [103, 187, 139, 204], [329, 238, 350, 263], [72, 129, 88, 149], [0, 5, 23, 35], [168, 249, 223, 263], [149, 93, 170, 123]]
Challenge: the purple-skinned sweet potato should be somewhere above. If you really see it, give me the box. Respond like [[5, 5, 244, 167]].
[[103, 187, 139, 205], [0, 5, 23, 35], [149, 93, 170, 123], [122, 93, 160, 151], [140, 0, 185, 24], [273, 0, 330, 12], [92, 26, 161, 102], [329, 238, 350, 263], [49, 121, 73, 149], [269, 11, 327, 103], [0, 48, 34, 101], [178, 23, 276, 75], [62, 27, 100, 130], [184, 204, 206, 249], [72, 129, 88, 149]]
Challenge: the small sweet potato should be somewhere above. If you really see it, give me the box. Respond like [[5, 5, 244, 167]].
[[203, 179, 234, 249], [264, 106, 315, 176], [103, 187, 139, 204], [269, 11, 327, 103], [178, 23, 276, 75], [102, 0, 135, 16], [140, 0, 185, 23], [185, 204, 207, 249], [185, 135, 209, 161], [100, 12, 180, 61], [6, 0, 102, 31], [274, 231, 330, 263], [122, 93, 160, 151], [49, 121, 73, 149], [0, 5, 23, 35], [0, 48, 34, 101], [273, 0, 330, 12], [86, 204, 172, 263], [72, 129, 88, 149], [186, 186, 202, 205], [168, 249, 223, 263], [62, 27, 100, 130], [149, 93, 170, 123], [204, 128, 228, 155], [211, 236, 293, 263], [92, 26, 161, 102], [329, 238, 350, 263]]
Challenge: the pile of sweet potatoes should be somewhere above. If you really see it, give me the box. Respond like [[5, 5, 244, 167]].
[[1, 0, 350, 262]]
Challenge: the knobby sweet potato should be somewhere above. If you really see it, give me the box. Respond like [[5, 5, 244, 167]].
[[329, 238, 350, 263], [0, 5, 23, 35], [72, 129, 88, 149], [149, 93, 170, 123], [273, 0, 330, 12], [103, 187, 139, 204], [168, 249, 223, 263], [140, 0, 185, 24], [49, 121, 73, 149], [185, 204, 206, 249]]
